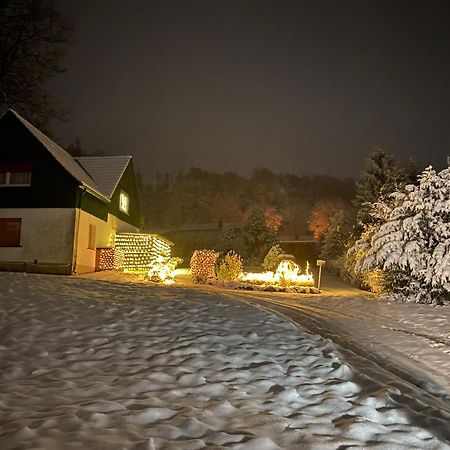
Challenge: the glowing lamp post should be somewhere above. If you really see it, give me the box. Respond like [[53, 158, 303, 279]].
[[316, 259, 326, 291]]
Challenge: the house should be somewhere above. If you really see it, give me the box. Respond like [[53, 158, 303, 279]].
[[0, 109, 143, 274]]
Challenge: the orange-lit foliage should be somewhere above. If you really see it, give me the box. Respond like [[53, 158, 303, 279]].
[[308, 200, 345, 241], [264, 207, 283, 231]]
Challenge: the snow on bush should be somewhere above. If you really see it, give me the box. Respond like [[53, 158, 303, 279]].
[[346, 201, 394, 293], [360, 166, 450, 304]]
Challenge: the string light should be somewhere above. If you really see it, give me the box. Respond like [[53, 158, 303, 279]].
[[190, 249, 219, 283], [240, 259, 314, 287], [147, 256, 183, 284], [115, 233, 172, 272], [97, 247, 124, 270]]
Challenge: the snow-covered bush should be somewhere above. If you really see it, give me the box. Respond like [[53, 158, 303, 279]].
[[147, 256, 183, 283], [217, 250, 243, 282], [262, 244, 283, 271], [361, 268, 386, 294], [360, 166, 450, 304], [344, 207, 392, 293], [190, 249, 219, 283], [341, 237, 370, 289]]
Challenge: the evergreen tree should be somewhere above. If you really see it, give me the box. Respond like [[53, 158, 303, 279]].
[[328, 148, 417, 291], [360, 166, 450, 304], [223, 209, 277, 263], [320, 211, 354, 260], [354, 147, 412, 229]]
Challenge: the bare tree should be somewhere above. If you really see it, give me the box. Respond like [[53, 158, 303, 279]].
[[0, 0, 70, 128]]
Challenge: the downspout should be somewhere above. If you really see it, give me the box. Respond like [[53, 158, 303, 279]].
[[72, 187, 86, 273]]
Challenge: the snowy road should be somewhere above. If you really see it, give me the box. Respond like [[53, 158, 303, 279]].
[[0, 272, 450, 449], [224, 290, 450, 436], [225, 288, 450, 395]]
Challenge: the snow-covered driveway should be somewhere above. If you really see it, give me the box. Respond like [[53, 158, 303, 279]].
[[0, 273, 449, 449]]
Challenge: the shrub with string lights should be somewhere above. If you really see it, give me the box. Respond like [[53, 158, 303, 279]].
[[147, 257, 183, 284], [190, 249, 219, 283]]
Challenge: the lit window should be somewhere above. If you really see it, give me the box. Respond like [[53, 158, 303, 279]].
[[119, 190, 129, 214], [0, 162, 32, 186], [0, 218, 21, 247]]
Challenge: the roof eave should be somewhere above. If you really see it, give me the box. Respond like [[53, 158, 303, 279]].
[[81, 183, 111, 203]]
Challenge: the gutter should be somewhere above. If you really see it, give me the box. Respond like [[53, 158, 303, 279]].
[[82, 183, 111, 203]]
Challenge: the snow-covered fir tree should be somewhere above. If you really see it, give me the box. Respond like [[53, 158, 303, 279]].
[[360, 166, 450, 304], [354, 148, 414, 229], [342, 148, 417, 292]]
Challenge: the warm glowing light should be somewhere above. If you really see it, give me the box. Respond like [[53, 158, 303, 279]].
[[97, 247, 124, 270], [147, 256, 182, 283], [119, 190, 129, 214], [190, 249, 219, 283], [115, 233, 172, 272], [240, 259, 314, 287]]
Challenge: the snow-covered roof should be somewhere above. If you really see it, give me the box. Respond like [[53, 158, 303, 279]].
[[4, 110, 109, 202], [75, 156, 131, 199]]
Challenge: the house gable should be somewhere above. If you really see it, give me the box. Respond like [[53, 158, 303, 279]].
[[1, 110, 142, 228], [75, 156, 143, 228], [109, 160, 142, 228], [0, 111, 80, 208]]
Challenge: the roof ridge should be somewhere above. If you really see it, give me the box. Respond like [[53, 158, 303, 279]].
[[75, 155, 132, 159], [4, 109, 109, 202]]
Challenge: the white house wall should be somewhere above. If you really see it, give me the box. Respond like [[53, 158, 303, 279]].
[[0, 208, 75, 264], [0, 208, 139, 274], [74, 210, 138, 274]]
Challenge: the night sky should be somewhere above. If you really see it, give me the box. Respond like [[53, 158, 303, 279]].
[[48, 0, 450, 180]]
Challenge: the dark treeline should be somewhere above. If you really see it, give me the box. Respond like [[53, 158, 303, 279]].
[[139, 167, 355, 237]]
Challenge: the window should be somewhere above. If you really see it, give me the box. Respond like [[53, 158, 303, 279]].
[[88, 224, 96, 250], [0, 162, 32, 186], [119, 190, 129, 214], [0, 218, 21, 247]]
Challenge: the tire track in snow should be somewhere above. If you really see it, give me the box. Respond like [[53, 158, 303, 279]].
[[268, 295, 450, 348], [219, 290, 450, 445], [380, 325, 450, 347]]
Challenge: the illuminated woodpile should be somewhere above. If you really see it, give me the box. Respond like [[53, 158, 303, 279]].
[[115, 233, 172, 272], [190, 249, 219, 283], [95, 247, 125, 271]]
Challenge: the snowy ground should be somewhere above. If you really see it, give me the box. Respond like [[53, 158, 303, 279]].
[[226, 276, 450, 396], [0, 272, 450, 449]]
